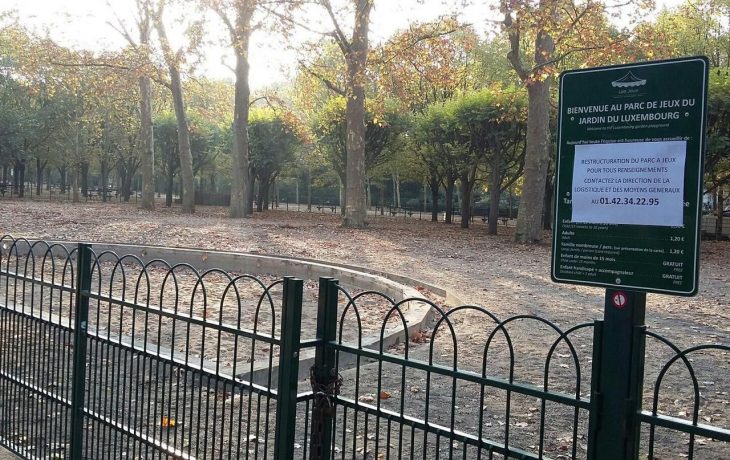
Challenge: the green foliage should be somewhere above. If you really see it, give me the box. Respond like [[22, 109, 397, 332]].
[[312, 97, 406, 183], [0, 65, 79, 168], [653, 2, 730, 66], [155, 112, 228, 179], [248, 108, 301, 183], [415, 88, 526, 172], [706, 70, 730, 192]]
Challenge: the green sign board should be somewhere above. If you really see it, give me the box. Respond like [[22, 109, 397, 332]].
[[551, 57, 708, 296]]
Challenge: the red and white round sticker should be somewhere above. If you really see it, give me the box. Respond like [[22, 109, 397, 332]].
[[611, 291, 628, 309]]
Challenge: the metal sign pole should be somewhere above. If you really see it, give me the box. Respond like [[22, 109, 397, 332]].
[[589, 289, 647, 460]]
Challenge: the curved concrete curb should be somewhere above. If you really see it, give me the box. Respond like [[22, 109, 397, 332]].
[[21, 241, 460, 384]]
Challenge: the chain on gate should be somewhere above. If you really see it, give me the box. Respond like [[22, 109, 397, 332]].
[[309, 366, 343, 459]]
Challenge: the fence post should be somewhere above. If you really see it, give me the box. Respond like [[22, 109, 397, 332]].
[[274, 277, 304, 460], [588, 289, 646, 460], [70, 243, 92, 459], [309, 277, 340, 460]]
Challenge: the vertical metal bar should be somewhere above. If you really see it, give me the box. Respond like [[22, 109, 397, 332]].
[[274, 276, 304, 460], [628, 321, 647, 459], [309, 277, 339, 460], [587, 320, 604, 458], [70, 243, 92, 459], [588, 289, 646, 460]]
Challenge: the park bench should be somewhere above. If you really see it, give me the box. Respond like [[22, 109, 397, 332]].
[[388, 207, 414, 217], [481, 216, 510, 225], [316, 204, 337, 212]]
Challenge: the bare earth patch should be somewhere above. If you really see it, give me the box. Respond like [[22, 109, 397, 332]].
[[2, 201, 726, 337]]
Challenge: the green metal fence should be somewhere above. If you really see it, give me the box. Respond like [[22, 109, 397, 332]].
[[0, 236, 728, 459]]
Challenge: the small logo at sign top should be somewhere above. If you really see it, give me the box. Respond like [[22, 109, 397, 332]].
[[611, 291, 628, 309], [611, 72, 647, 88]]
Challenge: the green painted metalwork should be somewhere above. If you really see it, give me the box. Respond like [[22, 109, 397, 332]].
[[308, 277, 340, 460], [0, 236, 728, 459], [70, 243, 92, 459], [588, 289, 646, 460], [274, 277, 303, 460]]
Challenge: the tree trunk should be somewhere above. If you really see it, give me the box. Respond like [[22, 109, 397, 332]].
[[72, 129, 80, 202], [306, 170, 312, 211], [508, 185, 514, 218], [100, 159, 109, 202], [272, 177, 279, 209], [35, 158, 44, 196], [245, 165, 255, 214], [391, 171, 401, 208], [459, 174, 473, 229], [257, 177, 268, 212], [166, 169, 174, 207], [460, 166, 478, 229], [430, 175, 440, 222], [295, 178, 300, 208], [122, 171, 133, 202], [342, 0, 372, 228], [391, 173, 396, 207], [488, 153, 501, 235], [72, 168, 80, 203], [59, 166, 67, 193], [139, 73, 155, 210], [422, 179, 427, 212], [12, 163, 19, 194], [366, 177, 371, 208], [717, 188, 725, 240], [445, 175, 455, 224], [515, 78, 552, 243], [17, 161, 25, 198], [339, 179, 345, 215], [155, 13, 195, 214], [228, 6, 254, 218], [543, 169, 554, 231], [505, 4, 556, 243], [81, 162, 89, 198], [169, 72, 195, 213]]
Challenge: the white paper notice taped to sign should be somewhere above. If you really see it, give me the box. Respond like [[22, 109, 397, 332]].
[[571, 141, 686, 226]]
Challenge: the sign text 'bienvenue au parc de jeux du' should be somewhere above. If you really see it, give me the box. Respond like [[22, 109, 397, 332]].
[[551, 57, 709, 296]]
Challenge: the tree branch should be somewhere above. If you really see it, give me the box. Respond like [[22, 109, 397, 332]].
[[321, 0, 351, 55], [298, 60, 345, 96], [106, 0, 137, 47], [503, 11, 529, 81]]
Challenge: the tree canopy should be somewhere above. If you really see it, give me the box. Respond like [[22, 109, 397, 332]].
[[1, 0, 729, 239]]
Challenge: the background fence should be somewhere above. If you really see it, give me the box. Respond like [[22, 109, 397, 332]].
[[0, 237, 728, 459]]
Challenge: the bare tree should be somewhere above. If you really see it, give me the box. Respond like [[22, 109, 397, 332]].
[[209, 0, 258, 218], [152, 0, 197, 213], [108, 0, 156, 211], [293, 0, 373, 228]]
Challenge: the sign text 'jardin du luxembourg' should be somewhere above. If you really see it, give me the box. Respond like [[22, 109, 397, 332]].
[[551, 57, 709, 296]]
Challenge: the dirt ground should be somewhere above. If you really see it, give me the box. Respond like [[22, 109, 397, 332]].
[[2, 201, 726, 338], [1, 200, 728, 459]]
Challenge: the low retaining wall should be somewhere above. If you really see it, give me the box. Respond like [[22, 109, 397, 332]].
[[11, 240, 458, 385]]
